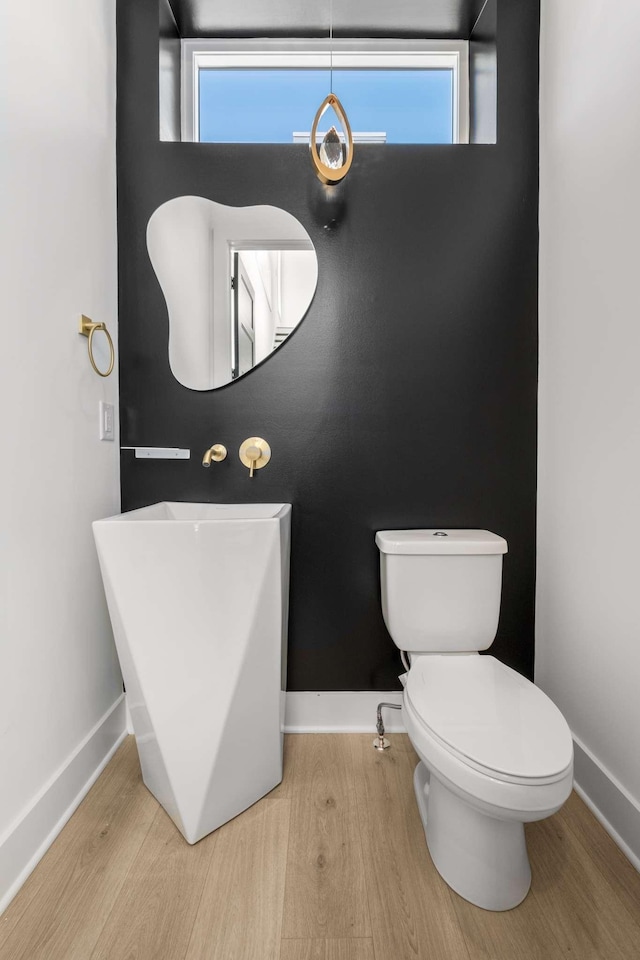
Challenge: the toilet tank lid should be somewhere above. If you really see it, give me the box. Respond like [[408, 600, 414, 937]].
[[375, 529, 508, 555]]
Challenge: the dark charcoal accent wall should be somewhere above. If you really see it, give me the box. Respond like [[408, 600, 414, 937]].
[[159, 0, 180, 142], [168, 0, 487, 41], [117, 0, 540, 691], [470, 0, 498, 144]]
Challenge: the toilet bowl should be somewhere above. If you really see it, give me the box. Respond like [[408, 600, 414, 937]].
[[376, 529, 574, 911]]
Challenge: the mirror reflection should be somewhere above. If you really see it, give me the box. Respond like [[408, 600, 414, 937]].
[[147, 196, 318, 390]]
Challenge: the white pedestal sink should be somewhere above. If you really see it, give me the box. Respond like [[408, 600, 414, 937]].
[[93, 502, 291, 843]]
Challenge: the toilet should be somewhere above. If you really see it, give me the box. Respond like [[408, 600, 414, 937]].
[[376, 528, 573, 911]]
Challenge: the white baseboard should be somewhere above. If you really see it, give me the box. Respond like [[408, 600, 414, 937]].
[[284, 691, 405, 733], [572, 734, 640, 872], [0, 694, 128, 915]]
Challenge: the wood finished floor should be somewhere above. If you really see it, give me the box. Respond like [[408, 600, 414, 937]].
[[1, 735, 639, 959]]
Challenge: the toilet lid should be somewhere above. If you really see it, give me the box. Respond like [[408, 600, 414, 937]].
[[405, 656, 573, 781]]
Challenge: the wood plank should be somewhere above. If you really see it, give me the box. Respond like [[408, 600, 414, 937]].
[[185, 798, 290, 960], [0, 737, 158, 960], [280, 939, 375, 960], [4, 733, 640, 960], [449, 877, 566, 960], [89, 805, 216, 960], [557, 791, 640, 931], [281, 735, 371, 939], [351, 735, 470, 960], [350, 733, 416, 805], [398, 733, 421, 768], [527, 809, 640, 960]]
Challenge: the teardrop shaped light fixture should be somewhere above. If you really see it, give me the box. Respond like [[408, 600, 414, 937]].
[[310, 94, 354, 185], [310, 1, 354, 185]]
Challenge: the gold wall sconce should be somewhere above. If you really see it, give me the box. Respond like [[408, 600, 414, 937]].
[[239, 437, 271, 478], [78, 314, 115, 377]]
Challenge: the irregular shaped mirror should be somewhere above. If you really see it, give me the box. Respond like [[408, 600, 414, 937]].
[[147, 196, 318, 390]]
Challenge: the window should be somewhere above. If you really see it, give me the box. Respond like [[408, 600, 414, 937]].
[[182, 41, 469, 145]]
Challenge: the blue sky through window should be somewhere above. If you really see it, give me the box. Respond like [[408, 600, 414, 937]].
[[199, 69, 453, 144]]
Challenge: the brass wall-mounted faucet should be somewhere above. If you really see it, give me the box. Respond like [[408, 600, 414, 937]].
[[202, 444, 227, 467]]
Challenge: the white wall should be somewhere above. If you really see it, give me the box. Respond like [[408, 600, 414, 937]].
[[240, 251, 277, 364], [0, 0, 125, 910], [280, 251, 319, 330], [538, 0, 640, 865]]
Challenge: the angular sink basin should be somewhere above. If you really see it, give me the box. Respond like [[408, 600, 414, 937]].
[[93, 501, 291, 843]]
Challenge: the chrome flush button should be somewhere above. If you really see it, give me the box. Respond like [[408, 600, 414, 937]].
[[433, 531, 448, 536]]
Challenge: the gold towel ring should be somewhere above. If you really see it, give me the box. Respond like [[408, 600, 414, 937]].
[[79, 315, 115, 377]]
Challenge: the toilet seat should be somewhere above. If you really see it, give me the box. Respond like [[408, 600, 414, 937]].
[[405, 655, 573, 785]]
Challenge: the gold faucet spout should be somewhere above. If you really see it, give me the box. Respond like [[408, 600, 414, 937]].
[[202, 444, 227, 467]]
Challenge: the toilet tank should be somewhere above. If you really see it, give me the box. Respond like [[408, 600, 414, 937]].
[[376, 529, 508, 653]]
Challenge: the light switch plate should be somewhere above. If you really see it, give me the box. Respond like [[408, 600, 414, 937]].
[[99, 401, 115, 441]]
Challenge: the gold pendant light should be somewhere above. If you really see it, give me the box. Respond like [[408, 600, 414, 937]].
[[310, 1, 354, 185]]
